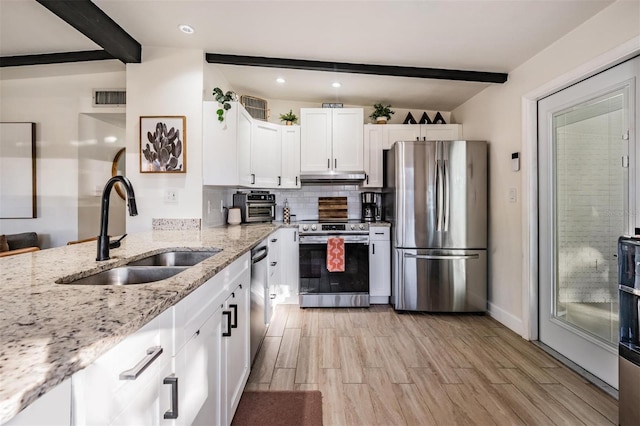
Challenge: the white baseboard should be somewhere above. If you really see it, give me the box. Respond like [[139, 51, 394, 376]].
[[488, 302, 524, 336]]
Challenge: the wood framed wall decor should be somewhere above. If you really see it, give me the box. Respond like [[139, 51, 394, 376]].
[[140, 116, 186, 173], [0, 122, 36, 218]]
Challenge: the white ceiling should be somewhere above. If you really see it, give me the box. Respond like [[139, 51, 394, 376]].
[[0, 0, 615, 111]]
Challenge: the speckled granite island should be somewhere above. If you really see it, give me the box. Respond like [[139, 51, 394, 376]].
[[0, 223, 279, 424]]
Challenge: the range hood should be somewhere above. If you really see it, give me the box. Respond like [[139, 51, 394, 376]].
[[299, 171, 366, 184]]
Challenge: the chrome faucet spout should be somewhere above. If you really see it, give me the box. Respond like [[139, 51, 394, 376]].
[[97, 175, 138, 261]]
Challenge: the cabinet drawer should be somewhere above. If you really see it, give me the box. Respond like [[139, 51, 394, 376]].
[[369, 227, 390, 241], [174, 252, 250, 353], [72, 308, 172, 425]]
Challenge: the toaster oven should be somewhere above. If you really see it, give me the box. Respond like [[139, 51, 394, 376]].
[[233, 191, 276, 223]]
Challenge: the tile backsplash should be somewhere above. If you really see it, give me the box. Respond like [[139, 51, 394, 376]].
[[203, 184, 381, 225]]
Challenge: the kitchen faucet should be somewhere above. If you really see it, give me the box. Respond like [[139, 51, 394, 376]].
[[97, 175, 138, 261]]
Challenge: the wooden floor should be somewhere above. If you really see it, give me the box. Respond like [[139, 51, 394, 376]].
[[245, 304, 618, 426]]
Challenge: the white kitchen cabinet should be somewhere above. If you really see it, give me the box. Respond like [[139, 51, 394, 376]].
[[5, 379, 71, 426], [277, 228, 299, 304], [369, 226, 391, 304], [281, 125, 301, 188], [300, 108, 364, 173], [203, 101, 252, 186], [222, 282, 250, 424], [243, 120, 282, 188], [72, 308, 173, 425], [363, 125, 384, 188], [381, 124, 463, 149]]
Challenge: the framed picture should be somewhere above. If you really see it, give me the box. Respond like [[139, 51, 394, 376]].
[[140, 116, 186, 173]]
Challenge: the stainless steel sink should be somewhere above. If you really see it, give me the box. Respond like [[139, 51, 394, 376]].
[[126, 249, 221, 267], [58, 266, 187, 285]]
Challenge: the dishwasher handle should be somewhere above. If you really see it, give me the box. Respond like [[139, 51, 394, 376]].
[[251, 245, 269, 264]]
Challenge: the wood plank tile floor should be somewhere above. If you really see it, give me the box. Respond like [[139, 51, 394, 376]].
[[245, 304, 618, 426]]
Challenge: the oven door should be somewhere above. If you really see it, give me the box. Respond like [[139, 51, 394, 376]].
[[298, 234, 370, 307], [246, 202, 275, 222]]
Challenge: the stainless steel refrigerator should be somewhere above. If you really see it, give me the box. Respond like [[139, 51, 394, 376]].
[[383, 140, 487, 312]]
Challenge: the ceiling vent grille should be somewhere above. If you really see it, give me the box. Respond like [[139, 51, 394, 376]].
[[93, 89, 126, 107], [240, 95, 268, 121]]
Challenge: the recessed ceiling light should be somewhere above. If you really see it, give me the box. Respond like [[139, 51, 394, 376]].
[[178, 24, 194, 34], [332, 82, 341, 88], [276, 78, 286, 84]]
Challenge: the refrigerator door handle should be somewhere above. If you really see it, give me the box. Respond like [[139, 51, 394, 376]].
[[435, 159, 444, 231], [403, 253, 480, 260], [443, 158, 450, 232]]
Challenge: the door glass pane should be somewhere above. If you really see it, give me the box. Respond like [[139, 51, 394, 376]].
[[553, 89, 627, 345]]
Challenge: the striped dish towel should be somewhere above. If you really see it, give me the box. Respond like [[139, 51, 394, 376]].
[[327, 237, 345, 272]]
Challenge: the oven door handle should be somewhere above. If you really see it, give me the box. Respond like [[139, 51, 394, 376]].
[[403, 253, 479, 260], [299, 236, 370, 244]]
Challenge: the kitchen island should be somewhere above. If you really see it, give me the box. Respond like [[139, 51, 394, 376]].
[[0, 223, 279, 424]]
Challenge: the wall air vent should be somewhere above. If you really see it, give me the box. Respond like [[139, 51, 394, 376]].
[[92, 89, 126, 107], [240, 95, 268, 121]]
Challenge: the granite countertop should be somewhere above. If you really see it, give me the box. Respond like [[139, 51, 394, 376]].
[[0, 223, 279, 424]]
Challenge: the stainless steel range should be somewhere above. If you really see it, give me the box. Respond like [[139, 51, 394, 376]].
[[298, 220, 370, 307]]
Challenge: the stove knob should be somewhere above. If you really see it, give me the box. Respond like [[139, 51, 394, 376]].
[[350, 224, 356, 230], [311, 224, 317, 231], [302, 225, 309, 231], [359, 224, 365, 230]]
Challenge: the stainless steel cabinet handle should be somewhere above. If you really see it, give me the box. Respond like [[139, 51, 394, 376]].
[[163, 375, 179, 419], [403, 253, 480, 260], [222, 311, 232, 336], [334, 158, 337, 169], [251, 174, 255, 184], [294, 232, 297, 242], [119, 346, 163, 380], [372, 243, 375, 255], [366, 174, 369, 184], [271, 238, 278, 242], [229, 304, 238, 329], [270, 261, 278, 266], [295, 176, 298, 186], [327, 159, 330, 169], [278, 176, 281, 186]]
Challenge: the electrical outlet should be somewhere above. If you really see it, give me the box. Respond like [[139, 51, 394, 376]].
[[165, 190, 178, 203], [508, 188, 517, 203]]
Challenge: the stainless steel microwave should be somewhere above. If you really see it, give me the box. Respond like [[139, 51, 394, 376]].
[[232, 191, 275, 223]]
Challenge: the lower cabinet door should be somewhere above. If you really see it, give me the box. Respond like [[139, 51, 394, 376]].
[[170, 305, 224, 426], [223, 282, 250, 425]]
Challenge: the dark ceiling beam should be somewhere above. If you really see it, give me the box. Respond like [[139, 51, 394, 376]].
[[0, 50, 115, 67], [206, 53, 508, 84], [35, 0, 141, 63]]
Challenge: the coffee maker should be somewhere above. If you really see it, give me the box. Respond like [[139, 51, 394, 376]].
[[361, 192, 382, 222]]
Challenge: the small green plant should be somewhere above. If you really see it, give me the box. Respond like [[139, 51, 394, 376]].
[[212, 87, 236, 122], [369, 103, 395, 122], [279, 109, 298, 124]]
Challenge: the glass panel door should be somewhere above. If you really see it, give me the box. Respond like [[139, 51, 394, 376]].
[[538, 57, 638, 389]]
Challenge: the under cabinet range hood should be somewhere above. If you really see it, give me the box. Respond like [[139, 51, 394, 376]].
[[299, 171, 366, 184]]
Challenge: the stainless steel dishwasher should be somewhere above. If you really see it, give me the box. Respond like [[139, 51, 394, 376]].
[[249, 241, 269, 364]]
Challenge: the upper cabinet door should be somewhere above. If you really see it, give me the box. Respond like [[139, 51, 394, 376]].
[[251, 120, 282, 188], [363, 125, 384, 188], [300, 109, 332, 172], [237, 106, 254, 186], [332, 108, 363, 171], [383, 124, 421, 150], [421, 124, 463, 141], [281, 126, 301, 188]]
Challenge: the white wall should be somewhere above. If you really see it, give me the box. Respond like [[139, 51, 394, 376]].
[[452, 0, 640, 335], [125, 47, 205, 233], [77, 114, 126, 240], [0, 64, 125, 248]]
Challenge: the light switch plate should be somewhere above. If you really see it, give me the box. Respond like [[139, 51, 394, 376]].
[[508, 188, 517, 203]]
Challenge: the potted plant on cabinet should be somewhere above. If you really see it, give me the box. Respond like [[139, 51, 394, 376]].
[[369, 103, 395, 124], [279, 109, 298, 125], [212, 87, 237, 122]]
